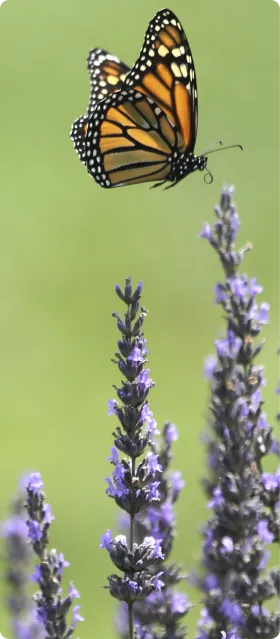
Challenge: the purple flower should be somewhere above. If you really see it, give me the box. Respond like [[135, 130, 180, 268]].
[[27, 473, 44, 494], [1, 480, 45, 639], [250, 388, 262, 414], [25, 472, 83, 638], [100, 530, 113, 551], [208, 487, 224, 509], [113, 462, 126, 482], [199, 222, 212, 239], [137, 369, 153, 393], [257, 520, 274, 543], [170, 592, 190, 615], [108, 399, 118, 415], [165, 422, 178, 443], [220, 600, 244, 625], [204, 354, 217, 379], [128, 346, 145, 365], [27, 521, 42, 543], [42, 503, 54, 525], [249, 277, 263, 297], [141, 404, 153, 425], [204, 573, 219, 591], [160, 502, 174, 525], [231, 276, 248, 301], [214, 283, 226, 304], [221, 536, 234, 554], [104, 279, 176, 632], [215, 331, 242, 360], [57, 552, 70, 573], [262, 470, 280, 492], [128, 579, 140, 593], [198, 187, 278, 639], [72, 605, 85, 626], [171, 471, 185, 502], [108, 446, 119, 464], [105, 477, 117, 497], [257, 302, 270, 323], [30, 565, 42, 583], [37, 605, 47, 624], [146, 481, 160, 502], [270, 438, 280, 456], [68, 583, 80, 599], [153, 572, 164, 591], [146, 453, 162, 476], [143, 537, 164, 560]]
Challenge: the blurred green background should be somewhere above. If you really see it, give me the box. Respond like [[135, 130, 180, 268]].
[[0, 0, 279, 636]]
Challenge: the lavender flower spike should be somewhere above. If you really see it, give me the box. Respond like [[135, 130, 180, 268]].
[[1, 478, 44, 639], [197, 186, 280, 639], [125, 421, 191, 639], [25, 472, 84, 639], [104, 279, 164, 639]]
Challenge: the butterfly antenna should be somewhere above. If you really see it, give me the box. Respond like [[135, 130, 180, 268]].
[[204, 143, 243, 157], [201, 140, 223, 155], [204, 167, 214, 184]]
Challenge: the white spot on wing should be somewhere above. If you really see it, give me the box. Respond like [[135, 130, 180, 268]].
[[171, 62, 181, 77], [180, 64, 188, 78], [158, 44, 169, 57]]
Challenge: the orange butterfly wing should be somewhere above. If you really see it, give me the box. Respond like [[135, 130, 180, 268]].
[[123, 9, 198, 153], [86, 89, 184, 187]]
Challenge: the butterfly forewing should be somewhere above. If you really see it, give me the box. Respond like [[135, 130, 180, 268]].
[[86, 89, 185, 187], [123, 9, 198, 152], [87, 48, 130, 115]]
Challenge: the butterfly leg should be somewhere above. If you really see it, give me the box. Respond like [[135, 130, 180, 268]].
[[150, 180, 168, 190], [164, 181, 178, 190]]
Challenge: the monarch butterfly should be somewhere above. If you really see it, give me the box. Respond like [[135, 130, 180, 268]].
[[70, 9, 242, 189]]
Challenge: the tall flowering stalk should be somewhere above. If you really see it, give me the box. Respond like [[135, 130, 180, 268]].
[[1, 480, 43, 639], [100, 279, 165, 639], [262, 364, 280, 598], [197, 186, 280, 639], [132, 422, 190, 639], [116, 422, 190, 639], [25, 473, 83, 639]]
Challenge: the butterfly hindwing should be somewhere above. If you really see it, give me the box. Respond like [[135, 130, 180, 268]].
[[123, 9, 198, 152], [71, 50, 130, 166], [87, 48, 130, 115], [86, 89, 185, 187], [70, 114, 89, 165]]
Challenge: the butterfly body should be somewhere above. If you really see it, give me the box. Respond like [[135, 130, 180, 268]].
[[71, 9, 207, 189], [168, 152, 207, 188]]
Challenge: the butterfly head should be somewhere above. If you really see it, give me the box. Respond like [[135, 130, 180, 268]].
[[170, 151, 208, 186]]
